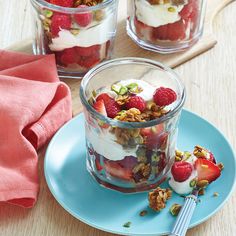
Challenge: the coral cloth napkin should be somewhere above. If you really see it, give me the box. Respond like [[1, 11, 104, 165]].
[[0, 50, 72, 208]]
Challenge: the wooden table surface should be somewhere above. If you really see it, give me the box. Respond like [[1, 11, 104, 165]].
[[0, 1, 236, 236]]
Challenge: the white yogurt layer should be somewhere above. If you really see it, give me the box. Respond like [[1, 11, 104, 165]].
[[86, 127, 137, 161], [169, 170, 197, 195], [169, 155, 198, 195], [135, 0, 186, 28], [49, 14, 113, 51], [117, 79, 156, 101]]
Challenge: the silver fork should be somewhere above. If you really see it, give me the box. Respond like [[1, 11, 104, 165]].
[[169, 189, 198, 236]]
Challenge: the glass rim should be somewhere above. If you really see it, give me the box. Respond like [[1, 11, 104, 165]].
[[31, 0, 115, 13], [80, 57, 186, 129]]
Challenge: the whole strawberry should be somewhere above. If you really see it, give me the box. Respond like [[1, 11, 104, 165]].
[[126, 96, 146, 112], [51, 14, 71, 37], [153, 87, 177, 106], [74, 5, 93, 27], [50, 0, 73, 7], [171, 161, 193, 182]]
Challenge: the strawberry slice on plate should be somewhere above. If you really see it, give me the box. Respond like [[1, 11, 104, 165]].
[[195, 158, 221, 183]]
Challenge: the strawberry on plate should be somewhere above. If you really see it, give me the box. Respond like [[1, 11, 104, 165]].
[[171, 161, 193, 182], [104, 156, 137, 181], [195, 158, 221, 183]]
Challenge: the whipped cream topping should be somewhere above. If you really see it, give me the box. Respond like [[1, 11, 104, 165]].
[[86, 127, 137, 161], [169, 154, 197, 195], [49, 14, 113, 51], [135, 0, 186, 28]]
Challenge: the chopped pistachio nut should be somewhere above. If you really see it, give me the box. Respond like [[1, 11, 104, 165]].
[[111, 84, 122, 94], [43, 9, 53, 18], [92, 90, 97, 98], [151, 153, 160, 162], [123, 222, 131, 228], [183, 151, 191, 161], [189, 178, 197, 188], [168, 7, 176, 12], [213, 192, 219, 197], [170, 204, 181, 216], [70, 28, 80, 35], [94, 10, 105, 21], [119, 86, 128, 95]]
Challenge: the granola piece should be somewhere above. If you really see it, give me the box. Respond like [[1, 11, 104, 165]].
[[193, 145, 209, 158], [111, 127, 141, 146], [148, 187, 172, 211], [115, 108, 145, 122], [115, 95, 130, 106], [132, 163, 151, 182]]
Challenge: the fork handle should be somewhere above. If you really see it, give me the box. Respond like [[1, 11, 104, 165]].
[[169, 195, 198, 236]]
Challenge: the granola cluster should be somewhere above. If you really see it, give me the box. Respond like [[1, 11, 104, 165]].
[[148, 187, 172, 211], [74, 0, 103, 7]]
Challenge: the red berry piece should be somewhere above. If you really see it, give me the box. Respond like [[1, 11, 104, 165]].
[[104, 156, 137, 181], [50, 0, 73, 7], [195, 158, 221, 183], [75, 45, 101, 57], [126, 96, 146, 112], [93, 99, 107, 116], [171, 161, 193, 182], [153, 87, 177, 106], [74, 5, 93, 27], [79, 54, 101, 69], [96, 93, 112, 103], [105, 99, 121, 118], [60, 47, 77, 65], [51, 14, 71, 37]]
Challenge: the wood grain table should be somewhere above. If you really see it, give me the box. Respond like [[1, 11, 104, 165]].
[[0, 1, 236, 236]]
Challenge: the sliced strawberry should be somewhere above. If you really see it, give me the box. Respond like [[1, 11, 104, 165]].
[[104, 156, 137, 181], [78, 53, 101, 69], [171, 161, 193, 182], [50, 0, 73, 7], [180, 0, 198, 20], [96, 93, 113, 103], [93, 100, 107, 116], [195, 158, 221, 183], [140, 124, 164, 137]]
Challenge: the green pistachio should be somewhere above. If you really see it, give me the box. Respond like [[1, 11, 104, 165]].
[[170, 204, 181, 216], [43, 9, 53, 18], [189, 179, 197, 188], [119, 86, 128, 95]]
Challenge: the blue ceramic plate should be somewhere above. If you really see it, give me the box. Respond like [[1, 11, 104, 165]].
[[44, 110, 236, 236]]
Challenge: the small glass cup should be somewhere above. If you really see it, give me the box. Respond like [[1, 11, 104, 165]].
[[30, 0, 118, 77], [127, 0, 206, 53], [80, 58, 186, 193]]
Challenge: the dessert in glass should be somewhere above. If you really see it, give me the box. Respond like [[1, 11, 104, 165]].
[[127, 0, 206, 53], [80, 58, 186, 193], [30, 0, 118, 77]]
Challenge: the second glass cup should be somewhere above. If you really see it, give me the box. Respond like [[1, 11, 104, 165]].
[[80, 58, 186, 193], [127, 0, 206, 53], [30, 0, 119, 77]]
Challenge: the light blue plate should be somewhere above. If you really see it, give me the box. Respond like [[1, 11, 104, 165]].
[[45, 109, 236, 236]]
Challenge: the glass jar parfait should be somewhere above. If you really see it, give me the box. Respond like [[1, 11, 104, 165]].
[[80, 58, 186, 193], [127, 0, 206, 53], [30, 0, 118, 77]]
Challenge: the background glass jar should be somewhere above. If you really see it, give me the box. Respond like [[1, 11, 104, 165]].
[[127, 0, 206, 53], [80, 58, 186, 193], [30, 0, 118, 77]]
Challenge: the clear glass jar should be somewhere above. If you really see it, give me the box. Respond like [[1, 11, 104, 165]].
[[30, 0, 118, 78], [80, 58, 186, 193], [127, 0, 206, 53]]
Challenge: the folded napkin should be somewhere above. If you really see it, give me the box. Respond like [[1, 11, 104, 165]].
[[0, 50, 72, 208]]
